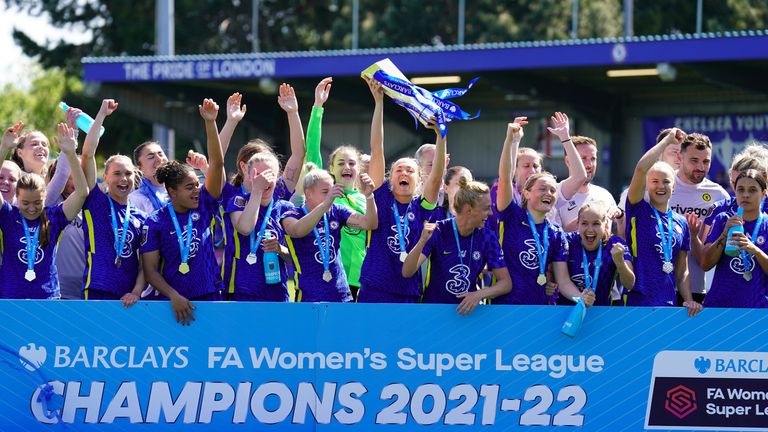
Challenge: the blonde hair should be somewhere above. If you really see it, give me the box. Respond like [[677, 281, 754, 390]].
[[247, 151, 280, 177], [453, 178, 490, 213], [648, 161, 676, 180], [302, 163, 334, 190]]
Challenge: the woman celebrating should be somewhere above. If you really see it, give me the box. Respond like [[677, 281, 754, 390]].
[[625, 128, 701, 315], [79, 99, 147, 305], [223, 151, 293, 301], [698, 169, 768, 307], [0, 121, 88, 298], [357, 77, 446, 303], [496, 120, 592, 306], [141, 99, 225, 325], [402, 178, 512, 314], [130, 141, 170, 214], [562, 201, 635, 306], [281, 166, 378, 302]]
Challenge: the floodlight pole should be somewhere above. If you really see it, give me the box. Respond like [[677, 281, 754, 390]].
[[696, 0, 703, 34], [458, 0, 465, 45], [154, 0, 175, 158], [623, 0, 633, 36], [571, 0, 579, 38], [352, 0, 359, 50], [252, 0, 260, 52]]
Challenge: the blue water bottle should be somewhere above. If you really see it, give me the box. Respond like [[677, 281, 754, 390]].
[[561, 297, 587, 338], [59, 102, 105, 137], [263, 233, 281, 284], [724, 207, 745, 257]]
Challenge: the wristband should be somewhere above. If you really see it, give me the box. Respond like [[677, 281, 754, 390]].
[[366, 194, 374, 200], [561, 138, 572, 143]]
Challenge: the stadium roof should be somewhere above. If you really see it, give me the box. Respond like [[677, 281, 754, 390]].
[[82, 30, 768, 83]]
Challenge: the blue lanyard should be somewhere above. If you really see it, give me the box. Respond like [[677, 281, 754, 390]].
[[651, 207, 674, 264], [304, 205, 331, 272], [581, 241, 602, 291], [139, 177, 165, 211], [740, 213, 764, 272], [393, 201, 413, 254], [526, 210, 549, 276], [108, 195, 132, 259], [451, 218, 474, 266], [20, 216, 40, 272], [243, 185, 274, 256], [167, 203, 193, 265]]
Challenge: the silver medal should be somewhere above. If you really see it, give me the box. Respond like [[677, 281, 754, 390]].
[[399, 251, 408, 263], [662, 261, 673, 274], [744, 270, 752, 282], [323, 270, 332, 283], [24, 269, 36, 282], [114, 257, 122, 268], [246, 253, 258, 265]]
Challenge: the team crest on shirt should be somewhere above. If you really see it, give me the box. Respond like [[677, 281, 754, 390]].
[[17, 235, 44, 265], [446, 264, 471, 296], [407, 212, 415, 221], [473, 251, 481, 261], [729, 255, 755, 275], [757, 236, 766, 246], [519, 239, 541, 270], [702, 193, 712, 202], [234, 196, 246, 208], [191, 212, 200, 222], [330, 221, 340, 230]]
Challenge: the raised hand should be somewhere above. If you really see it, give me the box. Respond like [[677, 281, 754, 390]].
[[226, 92, 247, 122], [365, 76, 384, 104], [686, 212, 702, 238], [65, 107, 83, 130], [277, 83, 298, 113], [314, 77, 333, 108], [610, 242, 628, 266], [662, 127, 687, 146], [1, 121, 24, 150], [506, 116, 528, 143], [251, 168, 276, 194], [358, 173, 375, 197], [99, 99, 119, 117], [547, 111, 571, 142], [420, 222, 438, 243], [199, 98, 219, 121], [323, 184, 345, 207], [186, 150, 209, 172], [56, 123, 78, 155]]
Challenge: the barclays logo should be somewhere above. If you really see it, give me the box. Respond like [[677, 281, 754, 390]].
[[19, 343, 47, 371], [694, 356, 711, 374]]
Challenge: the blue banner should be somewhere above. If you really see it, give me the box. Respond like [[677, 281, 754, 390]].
[[1, 301, 768, 430], [643, 114, 768, 187]]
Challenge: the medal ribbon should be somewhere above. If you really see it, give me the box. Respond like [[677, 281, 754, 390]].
[[168, 203, 193, 267], [526, 211, 549, 278], [108, 196, 132, 260]]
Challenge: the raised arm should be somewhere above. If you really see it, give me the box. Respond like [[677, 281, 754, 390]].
[[548, 112, 587, 200], [277, 84, 305, 192], [497, 118, 527, 212], [306, 77, 332, 168], [58, 123, 89, 220], [81, 99, 118, 189], [0, 121, 23, 163], [628, 128, 685, 205], [345, 174, 378, 230], [199, 99, 224, 199], [610, 242, 635, 290], [421, 124, 446, 204], [402, 222, 436, 277], [217, 92, 247, 189], [366, 77, 385, 189]]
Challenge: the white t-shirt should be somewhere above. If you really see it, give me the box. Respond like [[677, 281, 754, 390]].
[[669, 175, 729, 294], [553, 183, 617, 229]]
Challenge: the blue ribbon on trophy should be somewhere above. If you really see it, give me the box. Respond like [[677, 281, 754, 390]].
[[361, 59, 480, 137]]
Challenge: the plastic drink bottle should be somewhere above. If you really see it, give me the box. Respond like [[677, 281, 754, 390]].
[[59, 102, 105, 137]]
